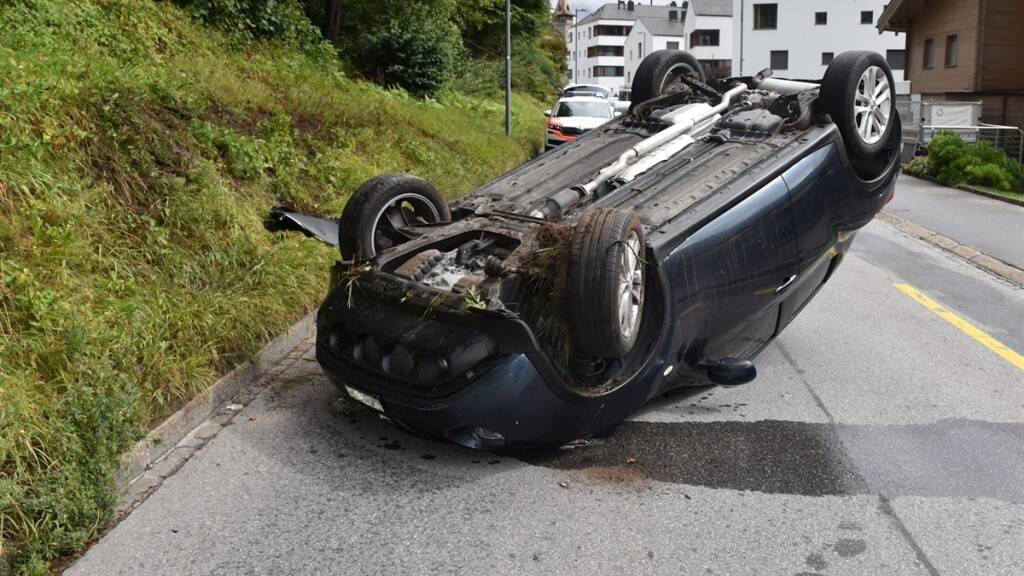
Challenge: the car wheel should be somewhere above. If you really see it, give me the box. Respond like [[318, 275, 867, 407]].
[[567, 208, 646, 358], [339, 173, 451, 260], [818, 51, 896, 171], [629, 50, 705, 110]]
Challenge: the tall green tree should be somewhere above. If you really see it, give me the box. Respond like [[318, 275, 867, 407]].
[[302, 0, 463, 96], [457, 0, 552, 56]]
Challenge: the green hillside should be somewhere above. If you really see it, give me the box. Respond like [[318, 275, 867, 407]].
[[0, 1, 544, 572]]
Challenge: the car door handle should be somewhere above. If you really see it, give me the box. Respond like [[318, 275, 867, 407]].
[[774, 274, 797, 294]]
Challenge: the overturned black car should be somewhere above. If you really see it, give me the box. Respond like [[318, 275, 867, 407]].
[[268, 50, 901, 448]]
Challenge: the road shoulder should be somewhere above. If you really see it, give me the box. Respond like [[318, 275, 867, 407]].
[[877, 210, 1024, 287]]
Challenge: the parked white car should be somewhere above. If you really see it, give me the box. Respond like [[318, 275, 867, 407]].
[[563, 84, 630, 114], [544, 96, 615, 151], [563, 83, 615, 99]]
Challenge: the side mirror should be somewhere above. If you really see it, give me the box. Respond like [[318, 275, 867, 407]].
[[705, 358, 756, 386], [544, 110, 551, 117]]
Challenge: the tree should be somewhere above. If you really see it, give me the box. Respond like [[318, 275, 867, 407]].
[[322, 0, 341, 43]]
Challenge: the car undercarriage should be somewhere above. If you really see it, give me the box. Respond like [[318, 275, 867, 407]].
[[268, 50, 901, 447]]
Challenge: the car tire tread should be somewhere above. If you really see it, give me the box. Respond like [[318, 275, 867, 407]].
[[339, 173, 450, 260], [567, 207, 644, 358], [630, 50, 706, 110]]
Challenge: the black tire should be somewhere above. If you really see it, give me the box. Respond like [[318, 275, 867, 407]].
[[339, 173, 451, 260], [629, 50, 705, 110], [819, 51, 897, 169], [567, 208, 646, 358]]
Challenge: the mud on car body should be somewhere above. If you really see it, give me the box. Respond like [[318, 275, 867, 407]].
[[267, 50, 901, 448]]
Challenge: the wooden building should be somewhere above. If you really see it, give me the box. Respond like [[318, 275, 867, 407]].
[[878, 0, 1024, 130]]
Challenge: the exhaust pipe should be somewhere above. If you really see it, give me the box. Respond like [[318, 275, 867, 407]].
[[531, 83, 749, 219]]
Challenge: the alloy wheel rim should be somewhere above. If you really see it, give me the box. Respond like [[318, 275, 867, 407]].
[[617, 231, 644, 341], [853, 65, 891, 145], [368, 193, 442, 257], [659, 63, 698, 96]]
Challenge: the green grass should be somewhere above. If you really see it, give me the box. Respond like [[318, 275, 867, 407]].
[[0, 1, 544, 573], [967, 184, 1024, 203]]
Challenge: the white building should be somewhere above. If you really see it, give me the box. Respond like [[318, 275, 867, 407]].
[[622, 0, 735, 89], [681, 0, 734, 78], [730, 0, 906, 81], [566, 1, 687, 95]]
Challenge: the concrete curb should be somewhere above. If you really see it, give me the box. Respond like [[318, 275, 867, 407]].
[[115, 310, 317, 491], [878, 210, 1024, 287], [957, 184, 1024, 208]]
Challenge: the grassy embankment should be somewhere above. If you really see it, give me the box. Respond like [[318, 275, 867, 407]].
[[0, 1, 544, 572]]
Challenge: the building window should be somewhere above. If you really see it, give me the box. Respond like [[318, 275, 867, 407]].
[[944, 34, 958, 67], [821, 52, 834, 65], [690, 30, 720, 47], [923, 38, 934, 69], [666, 41, 679, 50], [638, 42, 643, 59], [815, 12, 827, 25], [588, 45, 624, 57], [770, 50, 788, 70], [567, 70, 573, 79], [860, 11, 873, 24], [594, 25, 631, 37], [593, 66, 625, 77], [886, 49, 906, 70], [753, 4, 777, 30]]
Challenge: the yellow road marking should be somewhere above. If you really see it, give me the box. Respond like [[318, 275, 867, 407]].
[[895, 283, 1024, 373]]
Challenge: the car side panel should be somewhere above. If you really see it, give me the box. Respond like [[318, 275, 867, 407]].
[[778, 142, 896, 326], [664, 175, 800, 367]]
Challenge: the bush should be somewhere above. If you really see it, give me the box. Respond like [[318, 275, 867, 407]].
[[902, 156, 930, 178], [173, 0, 319, 43], [449, 39, 561, 102], [925, 130, 1024, 192], [351, 16, 462, 97]]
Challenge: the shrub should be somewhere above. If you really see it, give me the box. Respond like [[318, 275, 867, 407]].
[[925, 130, 1024, 192], [173, 0, 319, 44], [902, 156, 930, 178], [351, 16, 462, 97], [449, 39, 561, 102]]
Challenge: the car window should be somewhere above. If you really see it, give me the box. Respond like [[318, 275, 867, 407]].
[[565, 86, 609, 98], [554, 101, 612, 118]]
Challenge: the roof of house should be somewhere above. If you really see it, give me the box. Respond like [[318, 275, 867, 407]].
[[691, 0, 732, 17], [579, 3, 682, 24], [554, 0, 573, 18], [578, 3, 687, 37], [641, 17, 686, 37], [876, 0, 912, 32]]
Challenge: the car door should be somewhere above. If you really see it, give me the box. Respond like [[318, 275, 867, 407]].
[[778, 145, 842, 328], [671, 175, 801, 363]]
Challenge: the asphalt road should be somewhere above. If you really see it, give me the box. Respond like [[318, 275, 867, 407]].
[[66, 218, 1024, 575], [886, 175, 1024, 269]]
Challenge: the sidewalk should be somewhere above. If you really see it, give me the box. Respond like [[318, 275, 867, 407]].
[[886, 175, 1024, 270]]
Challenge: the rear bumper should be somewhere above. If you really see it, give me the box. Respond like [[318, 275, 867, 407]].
[[314, 271, 649, 447], [320, 350, 610, 448]]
